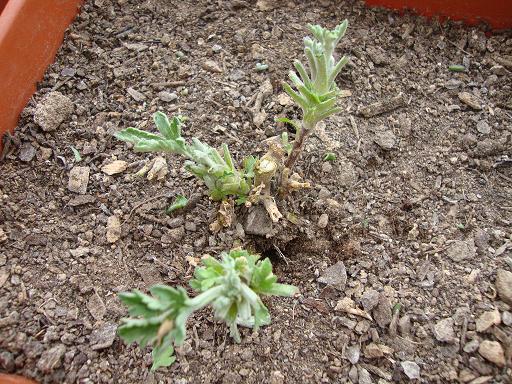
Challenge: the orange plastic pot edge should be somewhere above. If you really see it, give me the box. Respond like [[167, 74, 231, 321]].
[[0, 0, 83, 153], [0, 373, 38, 384], [0, 0, 8, 14], [365, 0, 512, 29]]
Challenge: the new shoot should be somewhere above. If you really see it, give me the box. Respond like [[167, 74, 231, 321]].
[[118, 249, 297, 371]]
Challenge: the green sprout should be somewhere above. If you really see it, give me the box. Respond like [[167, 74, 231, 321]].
[[70, 146, 82, 162], [115, 112, 256, 201], [448, 64, 465, 72], [284, 21, 348, 130], [281, 132, 292, 155], [255, 62, 269, 72], [118, 249, 297, 371], [166, 195, 188, 214], [282, 21, 348, 171], [323, 152, 336, 161]]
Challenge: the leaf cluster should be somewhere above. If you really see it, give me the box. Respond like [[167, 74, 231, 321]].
[[283, 20, 349, 129], [118, 249, 297, 370], [115, 112, 256, 201]]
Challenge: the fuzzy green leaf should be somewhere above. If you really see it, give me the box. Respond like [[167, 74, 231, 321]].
[[149, 285, 190, 315], [166, 195, 188, 214], [293, 60, 311, 88], [276, 117, 302, 134], [283, 82, 308, 110], [117, 317, 162, 348], [251, 258, 297, 297], [242, 156, 257, 178], [116, 112, 252, 201], [151, 341, 175, 371], [448, 64, 465, 72], [115, 128, 172, 153], [260, 283, 298, 297], [286, 21, 349, 127], [250, 258, 276, 292], [118, 290, 167, 317], [153, 112, 173, 139], [169, 116, 183, 139], [118, 249, 297, 371], [70, 146, 82, 162], [281, 132, 293, 155]]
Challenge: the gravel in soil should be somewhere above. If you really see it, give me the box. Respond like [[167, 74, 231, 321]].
[[1, 0, 512, 383]]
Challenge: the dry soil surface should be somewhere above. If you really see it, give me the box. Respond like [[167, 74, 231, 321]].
[[1, 0, 512, 383]]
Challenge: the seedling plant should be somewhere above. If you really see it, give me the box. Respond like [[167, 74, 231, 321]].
[[116, 21, 349, 371], [115, 21, 349, 222], [118, 249, 297, 370]]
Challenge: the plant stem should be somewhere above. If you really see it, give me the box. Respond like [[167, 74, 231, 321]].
[[284, 121, 315, 171], [188, 285, 224, 310]]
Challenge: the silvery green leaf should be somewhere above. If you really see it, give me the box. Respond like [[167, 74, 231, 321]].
[[153, 112, 173, 139], [151, 340, 175, 371], [70, 146, 82, 162], [166, 195, 188, 214]]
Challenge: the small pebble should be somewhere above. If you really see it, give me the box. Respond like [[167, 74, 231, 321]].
[[496, 269, 512, 305], [475, 309, 501, 332], [345, 344, 360, 364], [34, 91, 74, 132], [106, 215, 121, 243], [202, 60, 223, 73], [357, 367, 372, 384], [317, 214, 329, 228], [476, 120, 491, 135], [18, 142, 36, 162], [36, 345, 66, 373], [321, 162, 332, 173], [127, 87, 146, 101], [434, 317, 456, 343], [463, 339, 480, 353], [401, 361, 420, 379], [158, 91, 178, 102], [317, 261, 347, 290], [374, 130, 397, 150], [101, 160, 127, 175], [478, 340, 505, 367], [61, 67, 76, 77], [184, 221, 197, 232], [68, 166, 90, 194], [458, 91, 482, 110], [502, 311, 512, 326]]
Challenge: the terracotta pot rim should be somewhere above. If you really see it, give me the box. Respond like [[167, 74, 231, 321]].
[[0, 0, 83, 152]]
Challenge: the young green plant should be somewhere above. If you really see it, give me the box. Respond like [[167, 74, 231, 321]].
[[118, 249, 297, 371], [115, 21, 349, 222], [115, 113, 256, 202], [282, 20, 349, 174]]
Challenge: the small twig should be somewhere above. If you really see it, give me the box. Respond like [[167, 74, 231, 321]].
[[349, 116, 359, 139], [118, 241, 131, 277], [212, 79, 237, 89], [349, 115, 361, 152], [273, 244, 290, 265], [151, 255, 180, 274], [122, 193, 170, 226], [460, 316, 468, 353], [496, 172, 512, 184], [446, 39, 472, 56], [51, 78, 73, 92], [138, 211, 168, 225]]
